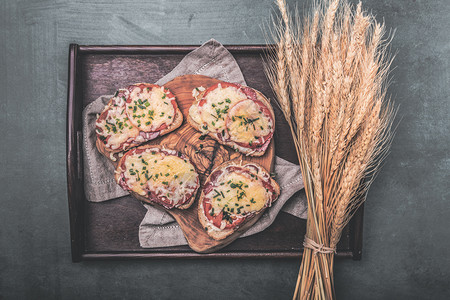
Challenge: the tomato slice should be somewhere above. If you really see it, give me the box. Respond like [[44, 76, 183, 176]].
[[225, 99, 274, 148]]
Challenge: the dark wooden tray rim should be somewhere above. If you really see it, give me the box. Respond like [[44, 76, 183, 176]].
[[66, 44, 364, 262]]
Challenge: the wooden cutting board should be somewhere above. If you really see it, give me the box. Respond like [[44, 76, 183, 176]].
[[115, 74, 275, 253]]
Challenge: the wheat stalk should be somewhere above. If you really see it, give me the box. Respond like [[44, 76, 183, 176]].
[[265, 0, 396, 299]]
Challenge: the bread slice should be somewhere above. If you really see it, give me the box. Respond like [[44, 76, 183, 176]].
[[198, 160, 280, 240], [96, 107, 183, 162], [114, 144, 199, 210], [187, 83, 275, 157], [95, 84, 183, 162]]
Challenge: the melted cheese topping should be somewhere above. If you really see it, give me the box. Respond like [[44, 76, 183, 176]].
[[227, 100, 273, 144], [96, 97, 139, 150], [191, 85, 246, 133], [206, 171, 269, 216], [191, 86, 205, 98], [189, 104, 203, 125], [123, 150, 198, 206], [126, 86, 175, 132]]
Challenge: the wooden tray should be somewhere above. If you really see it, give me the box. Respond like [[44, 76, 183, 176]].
[[67, 44, 364, 261]]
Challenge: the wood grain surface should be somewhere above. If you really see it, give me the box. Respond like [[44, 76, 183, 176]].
[[108, 74, 275, 253]]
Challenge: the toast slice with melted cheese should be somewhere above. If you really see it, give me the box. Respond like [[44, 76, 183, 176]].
[[198, 160, 280, 240], [115, 144, 200, 210], [188, 82, 275, 157], [96, 83, 183, 162]]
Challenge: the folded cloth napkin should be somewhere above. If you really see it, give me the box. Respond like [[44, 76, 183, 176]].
[[82, 39, 307, 248]]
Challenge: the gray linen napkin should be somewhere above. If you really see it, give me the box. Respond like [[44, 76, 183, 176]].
[[82, 39, 307, 248]]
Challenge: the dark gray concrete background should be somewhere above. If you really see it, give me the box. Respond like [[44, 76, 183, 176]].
[[1, 0, 449, 299]]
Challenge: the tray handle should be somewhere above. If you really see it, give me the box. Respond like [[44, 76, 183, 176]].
[[76, 130, 83, 180]]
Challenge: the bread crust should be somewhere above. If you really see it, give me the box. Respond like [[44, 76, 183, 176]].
[[96, 84, 183, 162], [198, 159, 280, 240], [115, 144, 198, 210], [187, 85, 275, 157]]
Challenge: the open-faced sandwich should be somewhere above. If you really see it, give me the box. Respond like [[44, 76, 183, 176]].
[[198, 160, 280, 240], [188, 82, 275, 156], [96, 83, 183, 160], [115, 145, 199, 209]]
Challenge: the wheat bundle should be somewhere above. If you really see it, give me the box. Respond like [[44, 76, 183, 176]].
[[265, 0, 396, 298]]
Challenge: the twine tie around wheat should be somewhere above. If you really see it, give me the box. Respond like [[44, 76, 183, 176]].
[[303, 236, 336, 255]]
